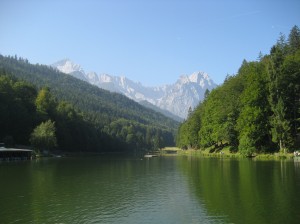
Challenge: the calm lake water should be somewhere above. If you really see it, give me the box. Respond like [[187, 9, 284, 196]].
[[1, 156, 300, 224]]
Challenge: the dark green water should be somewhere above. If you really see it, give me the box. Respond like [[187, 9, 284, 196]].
[[1, 156, 300, 223]]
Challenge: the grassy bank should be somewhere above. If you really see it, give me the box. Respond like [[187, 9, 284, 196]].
[[161, 147, 296, 160]]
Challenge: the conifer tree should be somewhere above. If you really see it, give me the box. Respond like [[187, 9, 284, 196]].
[[288, 25, 300, 53]]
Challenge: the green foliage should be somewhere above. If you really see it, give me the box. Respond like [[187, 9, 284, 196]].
[[280, 51, 300, 139], [177, 25, 300, 155], [35, 87, 55, 118], [270, 98, 293, 153], [236, 62, 271, 152], [106, 118, 173, 151], [30, 120, 57, 152], [238, 134, 256, 157], [198, 73, 243, 148], [0, 58, 177, 153], [176, 102, 203, 149], [0, 75, 38, 144], [0, 54, 178, 132], [288, 25, 300, 53]]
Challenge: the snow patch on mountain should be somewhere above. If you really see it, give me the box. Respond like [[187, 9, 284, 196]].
[[52, 59, 83, 74], [51, 59, 217, 119]]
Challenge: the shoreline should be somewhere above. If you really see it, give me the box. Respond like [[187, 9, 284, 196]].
[[161, 147, 296, 160]]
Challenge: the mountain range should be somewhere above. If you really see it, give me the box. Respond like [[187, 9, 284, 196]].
[[51, 59, 217, 119], [0, 54, 178, 152]]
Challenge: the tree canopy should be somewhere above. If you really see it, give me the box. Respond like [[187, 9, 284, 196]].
[[177, 25, 300, 155], [30, 120, 57, 152]]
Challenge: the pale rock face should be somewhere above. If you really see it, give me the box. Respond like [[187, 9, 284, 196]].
[[52, 59, 83, 74], [51, 60, 217, 119]]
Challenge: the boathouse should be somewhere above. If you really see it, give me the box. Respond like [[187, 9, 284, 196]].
[[0, 147, 33, 161]]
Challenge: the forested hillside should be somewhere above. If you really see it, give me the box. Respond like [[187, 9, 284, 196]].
[[0, 56, 178, 153], [177, 26, 300, 156]]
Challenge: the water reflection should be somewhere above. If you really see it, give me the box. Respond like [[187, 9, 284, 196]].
[[1, 156, 300, 224], [179, 156, 300, 224], [0, 157, 223, 223], [294, 157, 300, 168]]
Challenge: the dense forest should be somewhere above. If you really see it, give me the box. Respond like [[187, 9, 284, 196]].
[[177, 26, 300, 156], [0, 56, 178, 153]]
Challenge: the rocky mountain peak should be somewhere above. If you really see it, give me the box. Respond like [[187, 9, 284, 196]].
[[178, 72, 212, 88], [51, 59, 83, 74], [52, 59, 217, 119]]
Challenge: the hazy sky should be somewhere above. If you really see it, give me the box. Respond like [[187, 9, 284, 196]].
[[0, 0, 299, 86]]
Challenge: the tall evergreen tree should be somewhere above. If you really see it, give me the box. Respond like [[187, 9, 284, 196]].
[[270, 98, 292, 153], [288, 25, 300, 53]]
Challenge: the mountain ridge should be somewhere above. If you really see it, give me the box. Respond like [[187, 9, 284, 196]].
[[0, 54, 178, 152], [51, 60, 217, 118]]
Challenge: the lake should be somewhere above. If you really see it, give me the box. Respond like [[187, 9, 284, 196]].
[[1, 156, 300, 223]]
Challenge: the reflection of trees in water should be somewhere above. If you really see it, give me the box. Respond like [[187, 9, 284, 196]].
[[294, 157, 300, 170], [179, 157, 300, 224]]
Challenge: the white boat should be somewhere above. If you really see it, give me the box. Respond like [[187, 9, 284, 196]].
[[144, 154, 158, 158]]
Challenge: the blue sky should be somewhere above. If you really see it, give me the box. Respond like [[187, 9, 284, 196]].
[[0, 0, 299, 86]]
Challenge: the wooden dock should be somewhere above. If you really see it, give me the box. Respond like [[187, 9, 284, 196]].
[[0, 147, 33, 161]]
